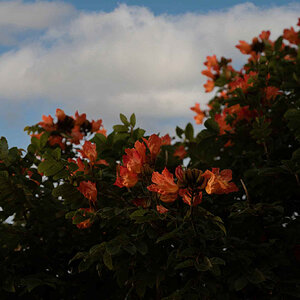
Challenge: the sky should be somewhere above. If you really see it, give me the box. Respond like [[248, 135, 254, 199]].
[[0, 0, 300, 149]]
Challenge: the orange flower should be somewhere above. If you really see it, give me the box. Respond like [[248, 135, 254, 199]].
[[259, 30, 271, 41], [215, 113, 233, 135], [123, 141, 146, 174], [96, 159, 109, 166], [179, 189, 202, 206], [204, 80, 214, 93], [39, 115, 56, 131], [77, 141, 98, 163], [74, 208, 94, 229], [56, 108, 66, 122], [91, 119, 103, 132], [68, 158, 88, 175], [147, 168, 178, 203], [236, 40, 252, 54], [31, 132, 44, 139], [48, 135, 65, 150], [70, 125, 84, 144], [74, 111, 86, 126], [204, 168, 238, 194], [204, 55, 218, 70], [77, 181, 97, 204], [174, 145, 187, 160], [97, 128, 107, 137], [201, 69, 215, 79], [114, 165, 138, 188], [265, 86, 280, 101], [283, 27, 300, 45], [161, 134, 171, 145], [190, 103, 205, 124], [156, 205, 168, 214], [132, 198, 149, 208], [224, 140, 233, 148], [143, 134, 162, 159]]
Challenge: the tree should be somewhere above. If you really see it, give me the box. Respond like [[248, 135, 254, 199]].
[[0, 20, 299, 299]]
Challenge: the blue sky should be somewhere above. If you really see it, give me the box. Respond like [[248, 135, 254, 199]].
[[0, 0, 299, 149], [39, 0, 294, 14]]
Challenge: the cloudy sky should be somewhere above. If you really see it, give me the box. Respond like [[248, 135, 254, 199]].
[[1, 0, 299, 148]]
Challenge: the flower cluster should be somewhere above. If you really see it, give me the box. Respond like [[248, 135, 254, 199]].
[[191, 22, 300, 137], [114, 134, 171, 188], [147, 166, 238, 212], [31, 108, 106, 149]]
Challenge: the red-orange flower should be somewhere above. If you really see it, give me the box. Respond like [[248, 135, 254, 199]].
[[114, 165, 138, 188], [68, 158, 88, 175], [190, 103, 205, 124], [97, 128, 107, 137], [259, 30, 271, 41], [147, 168, 179, 203], [201, 69, 215, 79], [77, 141, 97, 163], [74, 208, 94, 229], [91, 119, 103, 132], [132, 198, 149, 208], [70, 125, 84, 144], [204, 80, 214, 93], [174, 145, 187, 160], [123, 141, 146, 174], [143, 134, 162, 159], [204, 55, 218, 70], [77, 181, 97, 204], [215, 113, 230, 135], [236, 40, 252, 54], [39, 115, 56, 131], [161, 134, 171, 145], [179, 189, 202, 206], [56, 108, 66, 122], [265, 86, 280, 101], [204, 168, 238, 194], [283, 27, 300, 45], [48, 135, 65, 150], [156, 205, 168, 214], [74, 111, 87, 126]]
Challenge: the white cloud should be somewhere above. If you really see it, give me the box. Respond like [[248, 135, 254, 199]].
[[0, 2, 299, 132], [0, 0, 76, 45]]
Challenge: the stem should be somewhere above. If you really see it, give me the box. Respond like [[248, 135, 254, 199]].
[[295, 173, 300, 186], [262, 141, 269, 160], [190, 193, 197, 236], [240, 179, 250, 206]]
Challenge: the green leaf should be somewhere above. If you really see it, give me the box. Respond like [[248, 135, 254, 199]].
[[175, 259, 194, 270], [38, 158, 64, 177], [0, 137, 9, 160], [103, 251, 113, 270], [69, 252, 87, 264], [113, 125, 129, 132], [156, 227, 181, 243], [136, 240, 148, 255], [122, 243, 136, 255], [40, 132, 50, 148], [284, 109, 300, 141], [120, 113, 130, 126], [185, 123, 194, 140], [210, 257, 226, 265], [292, 148, 300, 161], [176, 126, 184, 138], [247, 269, 265, 284], [234, 277, 248, 291], [130, 113, 136, 127], [204, 119, 219, 133], [130, 209, 147, 219], [106, 241, 121, 256]]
